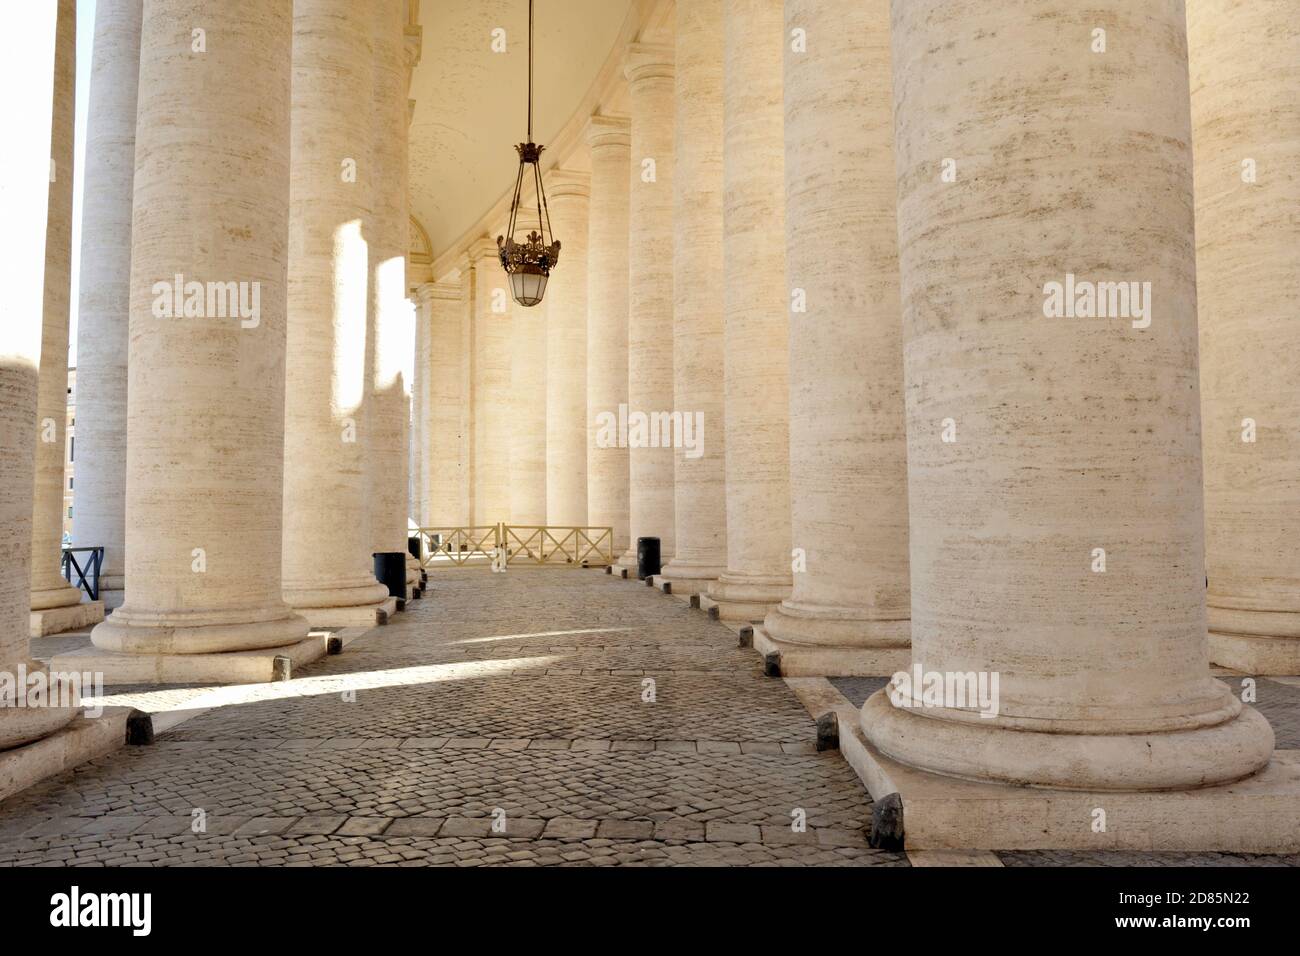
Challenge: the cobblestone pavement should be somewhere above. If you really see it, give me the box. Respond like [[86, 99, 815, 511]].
[[8, 573, 1298, 867], [3, 570, 905, 867]]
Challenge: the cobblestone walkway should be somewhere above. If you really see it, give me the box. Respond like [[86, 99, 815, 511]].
[[6, 572, 1298, 867], [1, 569, 905, 867]]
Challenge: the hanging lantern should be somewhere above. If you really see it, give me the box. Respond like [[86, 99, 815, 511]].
[[498, 0, 559, 308]]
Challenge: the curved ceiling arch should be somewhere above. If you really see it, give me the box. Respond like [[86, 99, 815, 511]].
[[409, 0, 636, 265]]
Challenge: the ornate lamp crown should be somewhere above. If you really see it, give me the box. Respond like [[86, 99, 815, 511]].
[[497, 0, 559, 308]]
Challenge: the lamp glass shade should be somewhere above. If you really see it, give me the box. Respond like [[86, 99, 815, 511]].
[[510, 269, 548, 308]]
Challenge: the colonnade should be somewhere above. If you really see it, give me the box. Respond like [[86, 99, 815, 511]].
[[4, 0, 421, 687], [411, 0, 1293, 798], [2, 0, 1295, 802]]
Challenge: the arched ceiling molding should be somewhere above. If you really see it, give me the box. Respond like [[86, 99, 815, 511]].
[[428, 0, 674, 282]]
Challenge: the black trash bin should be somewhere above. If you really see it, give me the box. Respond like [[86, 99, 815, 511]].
[[637, 537, 661, 581], [407, 535, 422, 560], [373, 552, 407, 603]]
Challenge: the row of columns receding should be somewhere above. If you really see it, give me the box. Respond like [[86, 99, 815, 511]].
[[3, 0, 1297, 797], [408, 0, 1296, 793]]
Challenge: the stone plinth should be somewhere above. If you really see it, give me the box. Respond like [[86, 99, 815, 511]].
[[846, 697, 1298, 852]]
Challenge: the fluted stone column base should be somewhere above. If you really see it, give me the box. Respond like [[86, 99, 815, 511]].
[[753, 603, 910, 676], [0, 659, 80, 750], [1210, 611, 1300, 676], [91, 606, 309, 657], [835, 692, 1298, 851], [53, 631, 331, 685], [285, 581, 396, 628], [861, 686, 1273, 794], [0, 707, 129, 805], [30, 601, 105, 638], [653, 562, 722, 597], [30, 583, 104, 637], [700, 573, 790, 624]]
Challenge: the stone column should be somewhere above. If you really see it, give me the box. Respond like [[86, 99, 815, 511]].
[[704, 0, 790, 621], [861, 0, 1273, 790], [31, 0, 103, 637], [618, 42, 676, 571], [586, 115, 632, 559], [1, 0, 79, 748], [367, 0, 413, 573], [412, 289, 428, 527], [509, 278, 547, 526], [545, 170, 591, 528], [1190, 1, 1300, 675], [90, 0, 309, 658], [458, 264, 478, 525], [420, 278, 471, 525], [72, 0, 142, 614], [757, 0, 909, 672], [658, 0, 726, 595], [282, 0, 392, 628], [470, 239, 512, 526]]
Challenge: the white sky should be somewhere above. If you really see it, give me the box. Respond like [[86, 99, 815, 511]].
[[69, 0, 96, 366]]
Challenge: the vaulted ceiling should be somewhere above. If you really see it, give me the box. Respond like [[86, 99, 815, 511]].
[[409, 0, 635, 263]]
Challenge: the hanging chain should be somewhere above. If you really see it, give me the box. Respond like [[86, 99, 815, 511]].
[[527, 0, 534, 142]]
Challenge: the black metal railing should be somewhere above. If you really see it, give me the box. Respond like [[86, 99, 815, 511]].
[[62, 546, 104, 601]]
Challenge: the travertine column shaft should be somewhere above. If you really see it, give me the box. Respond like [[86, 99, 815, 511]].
[[367, 0, 412, 560], [861, 0, 1272, 790], [470, 240, 512, 525], [510, 280, 547, 526], [282, 0, 391, 625], [1190, 1, 1300, 674], [761, 0, 909, 662], [705, 0, 791, 620], [412, 293, 428, 526], [660, 0, 726, 593], [0, 1, 79, 748], [420, 278, 471, 525], [585, 116, 632, 556], [91, 0, 308, 655], [545, 170, 591, 527], [31, 0, 96, 631], [72, 0, 142, 613], [619, 43, 676, 569]]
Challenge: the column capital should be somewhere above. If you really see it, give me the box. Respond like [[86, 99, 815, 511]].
[[418, 277, 463, 304], [586, 113, 631, 150], [468, 235, 500, 266], [546, 168, 591, 201], [625, 42, 674, 85]]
